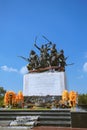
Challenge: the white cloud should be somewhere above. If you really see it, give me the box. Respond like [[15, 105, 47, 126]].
[[20, 66, 28, 75], [83, 62, 87, 72], [1, 65, 18, 72], [0, 65, 28, 75]]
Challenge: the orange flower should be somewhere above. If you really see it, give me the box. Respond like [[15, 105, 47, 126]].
[[62, 90, 69, 101]]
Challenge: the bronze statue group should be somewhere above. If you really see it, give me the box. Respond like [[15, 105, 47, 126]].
[[26, 42, 67, 72], [19, 35, 74, 72]]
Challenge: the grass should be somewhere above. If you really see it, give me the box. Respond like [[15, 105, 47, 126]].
[[7, 106, 51, 110]]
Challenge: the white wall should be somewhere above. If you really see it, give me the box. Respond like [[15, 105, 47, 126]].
[[23, 72, 67, 96]]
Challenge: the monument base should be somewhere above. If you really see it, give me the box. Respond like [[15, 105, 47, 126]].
[[23, 71, 67, 96]]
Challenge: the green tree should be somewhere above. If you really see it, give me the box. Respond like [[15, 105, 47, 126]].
[[78, 94, 87, 105], [0, 87, 6, 107], [0, 87, 6, 96]]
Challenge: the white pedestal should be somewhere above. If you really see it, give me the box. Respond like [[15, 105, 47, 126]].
[[23, 72, 67, 96]]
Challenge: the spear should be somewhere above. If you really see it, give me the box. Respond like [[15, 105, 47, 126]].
[[18, 56, 30, 62]]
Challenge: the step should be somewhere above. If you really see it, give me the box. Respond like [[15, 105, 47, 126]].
[[0, 115, 71, 120], [39, 116, 71, 121], [0, 116, 16, 120], [0, 112, 71, 116], [39, 120, 71, 127], [0, 109, 71, 127], [0, 120, 11, 126]]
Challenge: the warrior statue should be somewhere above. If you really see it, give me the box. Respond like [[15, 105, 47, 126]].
[[34, 43, 50, 68], [58, 49, 66, 71], [19, 36, 73, 72], [50, 44, 59, 66], [27, 50, 39, 70]]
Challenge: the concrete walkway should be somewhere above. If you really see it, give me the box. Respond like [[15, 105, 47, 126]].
[[32, 126, 87, 130]]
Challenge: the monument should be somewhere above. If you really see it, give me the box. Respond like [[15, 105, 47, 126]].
[[21, 36, 71, 97]]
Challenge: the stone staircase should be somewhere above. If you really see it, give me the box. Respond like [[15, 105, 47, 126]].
[[0, 109, 71, 127]]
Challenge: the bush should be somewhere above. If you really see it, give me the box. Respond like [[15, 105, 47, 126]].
[[78, 94, 87, 105], [0, 96, 4, 107]]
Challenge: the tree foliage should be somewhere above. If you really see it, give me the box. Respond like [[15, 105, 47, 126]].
[[0, 87, 6, 107], [0, 87, 6, 97], [78, 94, 87, 105]]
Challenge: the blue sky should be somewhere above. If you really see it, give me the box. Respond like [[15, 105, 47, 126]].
[[0, 0, 87, 94]]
